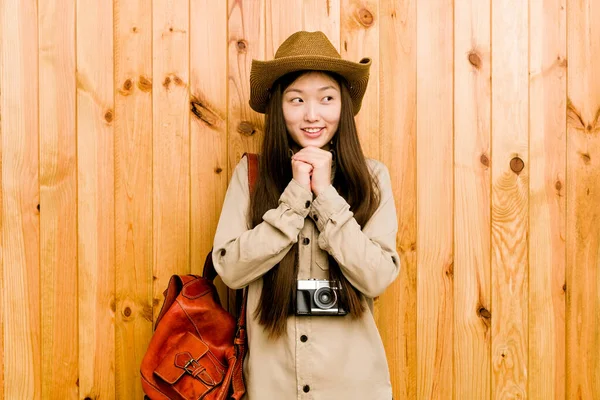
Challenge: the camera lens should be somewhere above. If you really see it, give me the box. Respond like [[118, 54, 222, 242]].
[[314, 287, 337, 309]]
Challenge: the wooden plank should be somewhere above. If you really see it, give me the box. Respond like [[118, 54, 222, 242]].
[[490, 0, 529, 397], [415, 0, 454, 397], [303, 0, 341, 51], [76, 0, 115, 396], [38, 0, 78, 398], [0, 1, 41, 398], [454, 0, 491, 398], [566, 0, 600, 397], [227, 0, 265, 314], [227, 0, 265, 167], [379, 0, 417, 398], [190, 0, 228, 307], [265, 0, 341, 56], [341, 0, 379, 159], [529, 0, 567, 398], [114, 0, 153, 397], [152, 0, 190, 320], [265, 0, 303, 58]]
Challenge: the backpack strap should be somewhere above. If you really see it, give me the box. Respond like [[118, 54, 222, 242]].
[[245, 152, 259, 192]]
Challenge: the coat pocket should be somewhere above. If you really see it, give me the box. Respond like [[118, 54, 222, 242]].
[[154, 332, 225, 400], [315, 248, 329, 271]]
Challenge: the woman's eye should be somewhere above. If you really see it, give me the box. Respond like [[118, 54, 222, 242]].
[[291, 98, 303, 103], [323, 96, 334, 102]]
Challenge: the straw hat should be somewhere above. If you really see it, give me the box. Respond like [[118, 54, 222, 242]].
[[249, 31, 371, 115]]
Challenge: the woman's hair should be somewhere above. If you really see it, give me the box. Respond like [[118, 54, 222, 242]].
[[248, 70, 380, 338]]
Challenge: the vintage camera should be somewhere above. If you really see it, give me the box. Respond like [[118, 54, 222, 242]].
[[296, 279, 347, 316]]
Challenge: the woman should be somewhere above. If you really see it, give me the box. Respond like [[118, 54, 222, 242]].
[[212, 31, 400, 399]]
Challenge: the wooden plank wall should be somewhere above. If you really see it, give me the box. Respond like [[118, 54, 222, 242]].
[[0, 0, 598, 399]]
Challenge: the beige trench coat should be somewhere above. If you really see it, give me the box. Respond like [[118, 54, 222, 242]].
[[212, 155, 400, 400]]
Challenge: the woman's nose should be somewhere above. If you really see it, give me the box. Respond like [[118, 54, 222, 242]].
[[304, 103, 319, 122]]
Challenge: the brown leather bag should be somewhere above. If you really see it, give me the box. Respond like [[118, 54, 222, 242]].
[[141, 154, 258, 400]]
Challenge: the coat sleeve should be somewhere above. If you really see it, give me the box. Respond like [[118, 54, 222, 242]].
[[212, 156, 313, 289], [309, 160, 400, 298]]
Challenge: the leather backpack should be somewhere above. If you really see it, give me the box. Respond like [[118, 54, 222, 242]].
[[141, 154, 258, 400]]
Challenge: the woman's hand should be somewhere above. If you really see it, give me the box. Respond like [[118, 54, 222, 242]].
[[291, 146, 332, 197], [291, 157, 313, 193]]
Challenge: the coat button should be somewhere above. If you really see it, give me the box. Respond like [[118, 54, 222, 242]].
[[303, 237, 310, 245], [300, 335, 308, 342], [313, 214, 319, 221], [220, 249, 226, 256], [303, 385, 310, 393], [305, 200, 311, 208]]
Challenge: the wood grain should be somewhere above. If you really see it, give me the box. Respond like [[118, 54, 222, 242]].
[[152, 0, 191, 321], [266, 0, 303, 58], [39, 0, 78, 398], [303, 0, 341, 51], [0, 1, 41, 398], [454, 0, 492, 398], [190, 0, 228, 306], [566, 0, 600, 397], [76, 0, 115, 397], [341, 0, 379, 159], [529, 0, 567, 398], [114, 0, 153, 397], [379, 0, 417, 398], [227, 0, 265, 314], [491, 0, 529, 397], [416, 0, 454, 397], [227, 0, 265, 169]]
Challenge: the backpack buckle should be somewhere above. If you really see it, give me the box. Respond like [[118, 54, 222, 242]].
[[183, 358, 201, 375]]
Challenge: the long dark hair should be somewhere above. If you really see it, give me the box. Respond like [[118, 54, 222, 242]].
[[248, 70, 380, 338]]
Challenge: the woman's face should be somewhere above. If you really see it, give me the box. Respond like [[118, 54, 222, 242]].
[[281, 72, 341, 149]]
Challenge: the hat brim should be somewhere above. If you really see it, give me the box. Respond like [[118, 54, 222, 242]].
[[249, 55, 371, 115]]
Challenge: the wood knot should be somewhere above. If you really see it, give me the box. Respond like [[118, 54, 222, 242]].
[[237, 40, 248, 52], [137, 75, 152, 92], [563, 283, 567, 292], [132, 26, 138, 33], [358, 8, 374, 26], [173, 75, 184, 86], [104, 110, 113, 123], [37, 204, 40, 211], [445, 261, 454, 278], [163, 76, 171, 89], [123, 306, 132, 317], [215, 167, 223, 174], [169, 27, 173, 32], [468, 51, 482, 68], [510, 157, 524, 174], [238, 121, 256, 136], [480, 153, 489, 167], [478, 306, 491, 319], [123, 79, 133, 91], [557, 55, 567, 68], [110, 299, 116, 312], [555, 180, 562, 191], [190, 96, 218, 126], [580, 152, 591, 164]]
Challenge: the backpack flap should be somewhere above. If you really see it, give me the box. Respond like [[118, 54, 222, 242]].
[[154, 332, 225, 399]]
